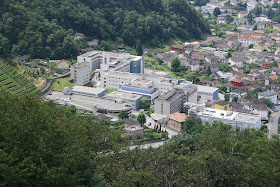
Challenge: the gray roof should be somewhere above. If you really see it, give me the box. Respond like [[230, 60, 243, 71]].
[[259, 90, 277, 97]]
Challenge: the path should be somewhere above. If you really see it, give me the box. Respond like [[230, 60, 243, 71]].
[[267, 111, 280, 139]]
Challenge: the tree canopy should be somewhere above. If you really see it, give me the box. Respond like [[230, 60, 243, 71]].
[[0, 0, 210, 59]]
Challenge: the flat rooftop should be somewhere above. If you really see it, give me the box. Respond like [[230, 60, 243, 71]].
[[107, 71, 131, 77], [72, 86, 105, 94], [196, 85, 219, 93], [144, 68, 170, 77], [132, 78, 152, 84], [107, 91, 142, 100], [197, 108, 260, 124], [45, 91, 131, 111]]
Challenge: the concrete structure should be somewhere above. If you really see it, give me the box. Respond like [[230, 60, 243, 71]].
[[150, 113, 169, 123], [71, 86, 106, 97], [124, 125, 144, 141], [196, 108, 261, 129], [196, 85, 219, 101], [106, 91, 142, 110], [46, 91, 131, 116], [70, 62, 91, 85], [120, 78, 160, 102], [77, 51, 144, 73], [168, 112, 187, 131], [154, 90, 185, 115], [258, 90, 277, 104]]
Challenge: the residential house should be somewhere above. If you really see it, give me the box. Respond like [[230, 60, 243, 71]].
[[170, 45, 185, 53], [88, 39, 99, 47], [124, 125, 144, 140], [229, 57, 243, 67], [245, 103, 268, 120], [57, 61, 69, 69], [26, 61, 38, 68], [258, 90, 277, 104], [237, 36, 261, 46], [13, 55, 29, 62], [117, 44, 126, 52], [253, 43, 266, 50], [238, 11, 248, 18], [124, 119, 141, 127], [254, 61, 271, 69], [168, 112, 187, 131], [272, 67, 280, 75], [73, 33, 85, 40]]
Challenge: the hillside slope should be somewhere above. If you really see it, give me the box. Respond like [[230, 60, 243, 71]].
[[0, 0, 209, 59], [0, 61, 37, 95]]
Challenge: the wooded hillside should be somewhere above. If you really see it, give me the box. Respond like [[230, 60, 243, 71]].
[[0, 0, 209, 59]]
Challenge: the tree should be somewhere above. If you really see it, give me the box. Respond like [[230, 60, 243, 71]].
[[226, 15, 234, 24], [271, 61, 278, 68], [253, 25, 258, 31], [205, 66, 212, 76], [224, 94, 230, 101], [183, 116, 202, 133], [135, 40, 143, 56], [140, 97, 150, 110], [0, 91, 109, 186], [213, 7, 221, 16], [137, 113, 146, 125], [232, 96, 238, 102], [118, 111, 129, 119], [249, 44, 254, 49], [171, 58, 181, 72], [265, 99, 273, 107]]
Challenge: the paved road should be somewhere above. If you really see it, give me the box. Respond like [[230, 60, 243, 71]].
[[267, 111, 280, 139]]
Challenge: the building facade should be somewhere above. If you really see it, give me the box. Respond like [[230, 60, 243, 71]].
[[70, 62, 91, 85], [196, 108, 261, 129]]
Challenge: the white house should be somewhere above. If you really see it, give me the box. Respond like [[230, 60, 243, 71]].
[[258, 90, 278, 104]]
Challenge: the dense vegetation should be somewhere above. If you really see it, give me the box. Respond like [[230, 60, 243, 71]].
[[0, 61, 37, 95], [0, 0, 209, 59], [1, 92, 280, 186]]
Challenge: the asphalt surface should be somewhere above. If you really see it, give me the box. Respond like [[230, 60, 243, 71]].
[[268, 111, 280, 139]]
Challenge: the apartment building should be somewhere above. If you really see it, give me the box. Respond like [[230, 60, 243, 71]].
[[154, 90, 185, 115], [70, 62, 90, 85]]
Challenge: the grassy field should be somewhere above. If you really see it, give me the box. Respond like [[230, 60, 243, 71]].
[[52, 77, 76, 91]]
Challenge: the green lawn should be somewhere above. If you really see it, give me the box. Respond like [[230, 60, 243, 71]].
[[106, 88, 117, 94], [52, 77, 76, 91]]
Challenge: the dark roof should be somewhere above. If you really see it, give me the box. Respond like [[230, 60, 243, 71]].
[[215, 100, 230, 106], [124, 119, 141, 126], [27, 61, 38, 68], [96, 114, 108, 121], [249, 103, 268, 111]]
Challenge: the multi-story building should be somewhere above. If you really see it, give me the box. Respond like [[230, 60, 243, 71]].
[[77, 50, 144, 73], [70, 62, 91, 85], [196, 85, 219, 101], [154, 90, 185, 115], [196, 108, 261, 129], [72, 50, 144, 85]]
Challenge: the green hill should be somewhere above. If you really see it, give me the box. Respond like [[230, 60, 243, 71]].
[[0, 61, 37, 95], [0, 0, 210, 59]]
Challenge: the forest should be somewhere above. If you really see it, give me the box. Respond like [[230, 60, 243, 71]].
[[0, 0, 210, 59], [1, 91, 280, 186]]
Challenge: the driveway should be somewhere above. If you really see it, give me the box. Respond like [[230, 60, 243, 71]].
[[267, 111, 280, 139]]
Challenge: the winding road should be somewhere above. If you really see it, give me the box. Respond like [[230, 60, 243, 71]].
[[267, 111, 280, 139]]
